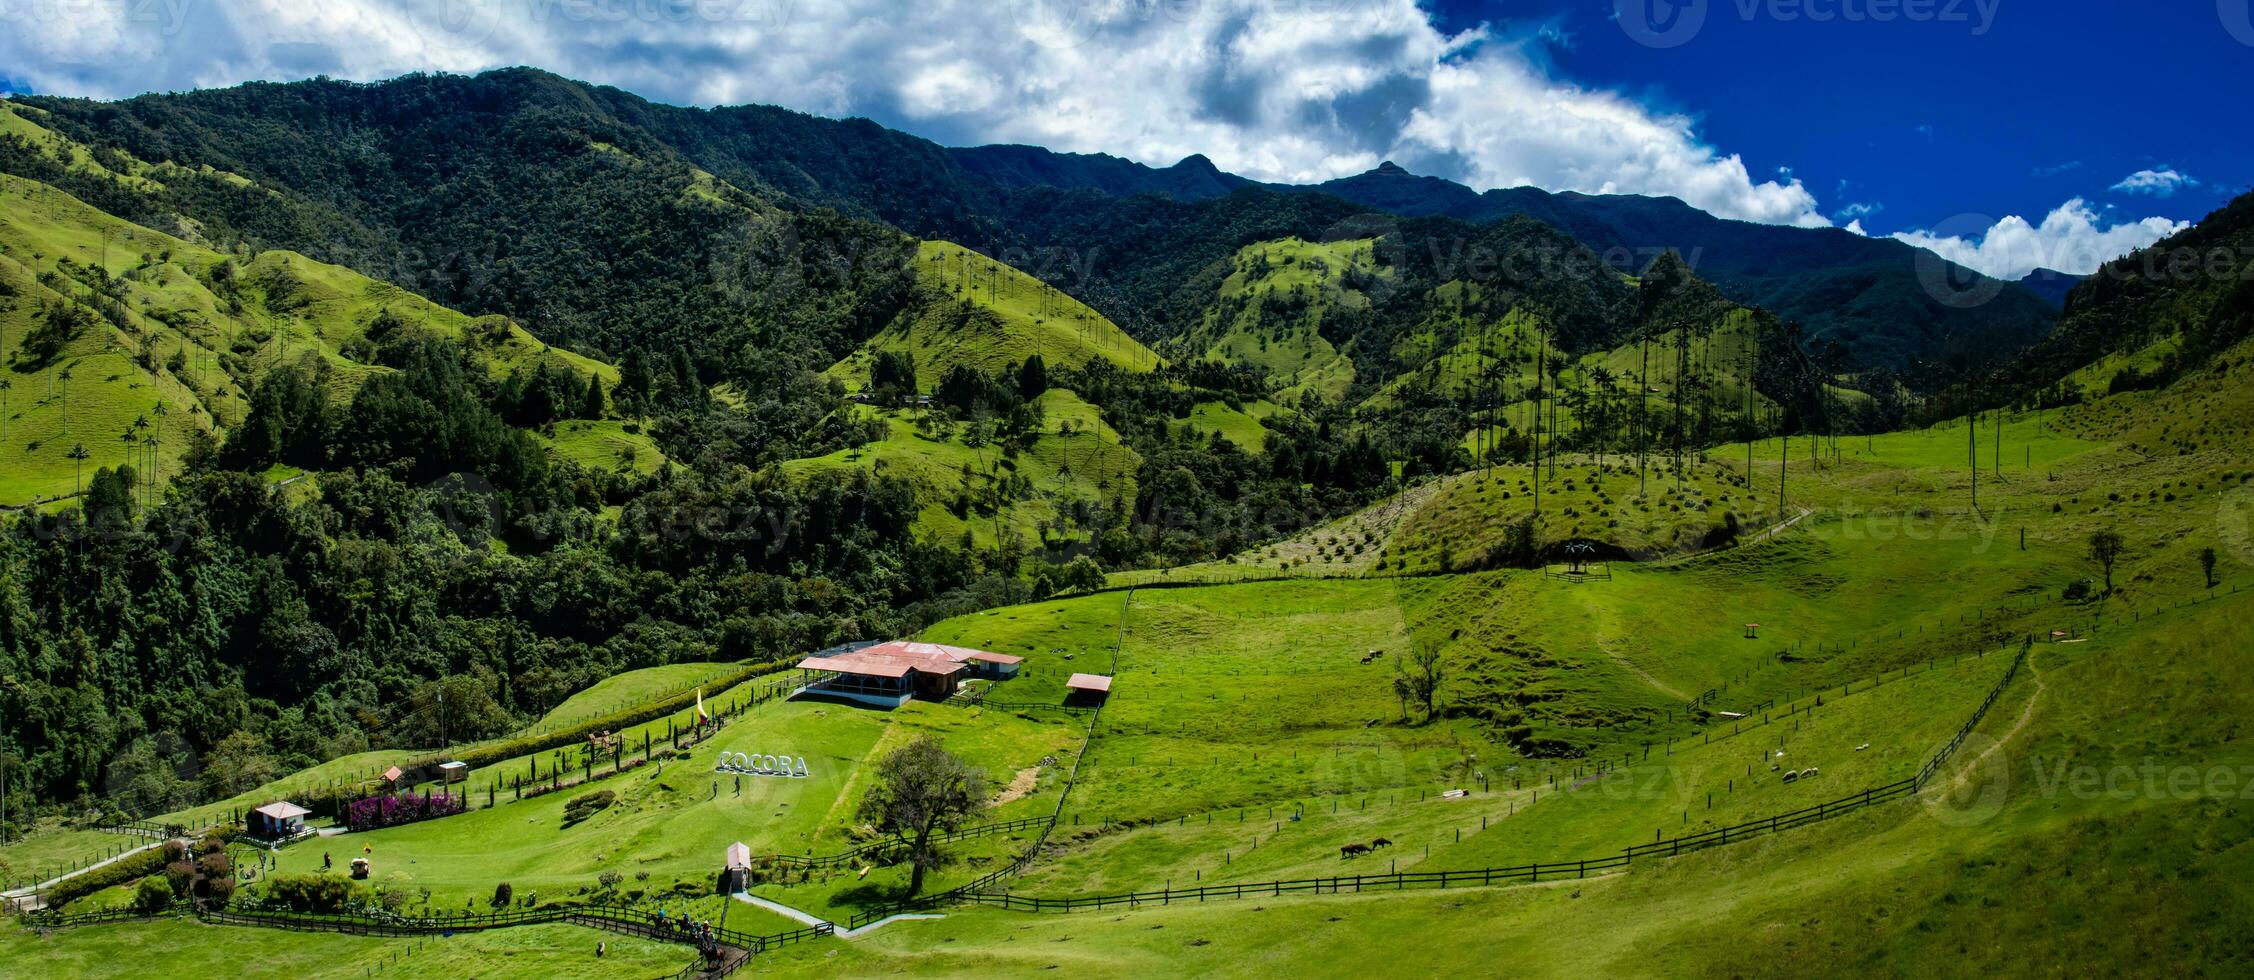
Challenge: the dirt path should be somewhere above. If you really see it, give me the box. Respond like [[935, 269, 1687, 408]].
[[1950, 647, 2049, 792], [989, 766, 1041, 807], [0, 839, 165, 911], [1749, 507, 1814, 543]]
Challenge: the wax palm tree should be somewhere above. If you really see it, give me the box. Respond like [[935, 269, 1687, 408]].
[[67, 443, 90, 494], [57, 367, 72, 435], [0, 378, 11, 444]]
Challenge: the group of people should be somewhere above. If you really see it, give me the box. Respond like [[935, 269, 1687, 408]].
[[652, 908, 720, 946]]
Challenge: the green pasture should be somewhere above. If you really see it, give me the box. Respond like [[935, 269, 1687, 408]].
[[828, 240, 1159, 389], [257, 698, 1081, 920], [0, 918, 694, 978]]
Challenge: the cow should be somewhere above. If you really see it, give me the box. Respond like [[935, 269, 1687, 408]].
[[1340, 843, 1370, 858], [1369, 837, 1394, 849]]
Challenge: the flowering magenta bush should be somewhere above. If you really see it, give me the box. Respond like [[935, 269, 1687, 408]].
[[344, 790, 467, 831]]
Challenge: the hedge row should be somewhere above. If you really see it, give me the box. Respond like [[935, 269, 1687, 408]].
[[40, 828, 239, 909], [409, 658, 799, 779]]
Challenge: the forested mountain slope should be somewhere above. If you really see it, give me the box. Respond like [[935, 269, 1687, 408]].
[[4, 69, 2050, 391]]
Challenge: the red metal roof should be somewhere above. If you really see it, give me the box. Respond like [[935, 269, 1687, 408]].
[[802, 641, 1020, 678], [1066, 673, 1113, 693], [855, 640, 1024, 665], [800, 654, 915, 678]]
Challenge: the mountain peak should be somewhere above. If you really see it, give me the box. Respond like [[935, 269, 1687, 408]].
[[1369, 160, 1412, 177], [1171, 153, 1219, 174]]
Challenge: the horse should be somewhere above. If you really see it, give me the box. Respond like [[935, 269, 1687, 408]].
[[1340, 843, 1370, 858]]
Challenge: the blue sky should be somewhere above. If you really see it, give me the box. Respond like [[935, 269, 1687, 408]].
[[0, 0, 2242, 277], [1460, 1, 2248, 246]]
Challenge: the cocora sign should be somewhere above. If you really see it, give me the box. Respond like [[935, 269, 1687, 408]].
[[716, 752, 810, 777]]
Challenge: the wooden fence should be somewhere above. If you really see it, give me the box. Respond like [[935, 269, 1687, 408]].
[[846, 639, 2034, 926], [24, 901, 834, 957], [758, 815, 1057, 870]]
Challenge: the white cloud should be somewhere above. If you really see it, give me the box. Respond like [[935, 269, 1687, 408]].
[[0, 0, 1832, 227], [2111, 167, 2197, 197], [1834, 201, 1883, 221], [1890, 199, 2189, 280]]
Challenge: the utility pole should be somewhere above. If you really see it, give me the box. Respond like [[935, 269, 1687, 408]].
[[1778, 432, 1788, 516], [1969, 411, 1979, 514]]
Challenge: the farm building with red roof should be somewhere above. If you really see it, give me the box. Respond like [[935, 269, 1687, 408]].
[[797, 640, 1025, 708]]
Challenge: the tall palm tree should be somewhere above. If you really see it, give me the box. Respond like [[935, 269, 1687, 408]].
[[142, 433, 160, 504], [0, 378, 11, 444], [67, 443, 90, 494]]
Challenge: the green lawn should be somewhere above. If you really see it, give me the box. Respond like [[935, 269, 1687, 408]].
[[257, 698, 1082, 922], [528, 661, 747, 735], [0, 918, 695, 978]]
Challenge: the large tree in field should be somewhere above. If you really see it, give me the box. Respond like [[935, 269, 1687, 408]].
[[858, 736, 986, 895], [2087, 529, 2125, 595]]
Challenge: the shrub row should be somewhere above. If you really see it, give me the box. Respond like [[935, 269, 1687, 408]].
[[39, 828, 239, 909], [410, 658, 797, 779], [344, 791, 467, 831]]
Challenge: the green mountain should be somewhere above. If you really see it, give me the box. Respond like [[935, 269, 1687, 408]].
[[828, 240, 1161, 391], [1, 69, 2049, 395], [0, 166, 613, 508]]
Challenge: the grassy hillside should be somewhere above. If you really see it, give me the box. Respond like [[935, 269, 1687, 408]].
[[784, 389, 1139, 548], [14, 334, 2254, 972], [0, 171, 615, 506], [1181, 237, 1385, 404], [829, 240, 1160, 390]]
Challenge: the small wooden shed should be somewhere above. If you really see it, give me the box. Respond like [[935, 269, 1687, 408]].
[[719, 841, 754, 894], [1065, 673, 1113, 706], [248, 801, 310, 841]]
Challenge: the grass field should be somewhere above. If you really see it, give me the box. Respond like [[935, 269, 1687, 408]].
[[529, 661, 747, 734], [785, 389, 1139, 548], [539, 419, 669, 476], [23, 308, 2254, 971], [253, 697, 1082, 921], [828, 240, 1160, 390], [0, 917, 695, 978], [1185, 237, 1381, 404], [755, 586, 2254, 976]]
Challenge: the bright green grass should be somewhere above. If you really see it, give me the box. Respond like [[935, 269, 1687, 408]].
[[828, 240, 1159, 390], [0, 918, 695, 978], [1173, 399, 1274, 452], [927, 581, 1496, 826], [1379, 457, 1785, 571], [529, 661, 746, 735], [538, 419, 668, 476], [0, 165, 614, 507], [756, 588, 2254, 978], [1187, 237, 1381, 404], [784, 390, 1139, 548], [0, 823, 141, 890], [159, 749, 422, 828], [259, 699, 1081, 921]]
